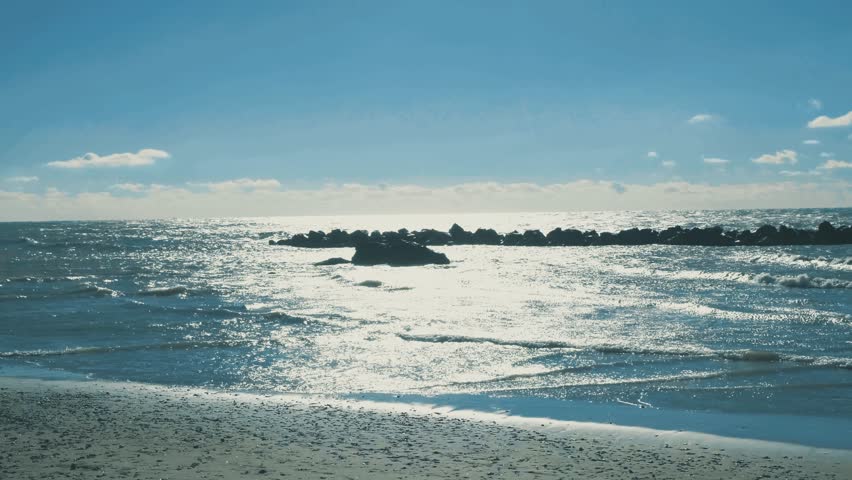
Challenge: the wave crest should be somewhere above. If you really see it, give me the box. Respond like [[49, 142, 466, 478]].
[[753, 273, 851, 289], [397, 334, 851, 369], [138, 286, 190, 297]]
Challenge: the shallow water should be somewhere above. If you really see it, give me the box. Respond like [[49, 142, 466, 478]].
[[1, 209, 851, 429]]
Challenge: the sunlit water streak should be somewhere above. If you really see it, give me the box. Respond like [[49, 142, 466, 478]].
[[1, 209, 850, 421]]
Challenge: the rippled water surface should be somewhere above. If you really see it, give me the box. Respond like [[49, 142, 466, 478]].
[[1, 209, 851, 420]]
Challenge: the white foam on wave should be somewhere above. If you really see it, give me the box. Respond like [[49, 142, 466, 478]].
[[752, 273, 851, 289], [66, 283, 122, 298], [397, 333, 715, 357], [138, 286, 190, 297], [668, 269, 852, 290], [397, 334, 852, 370], [747, 252, 852, 271], [262, 311, 308, 324]]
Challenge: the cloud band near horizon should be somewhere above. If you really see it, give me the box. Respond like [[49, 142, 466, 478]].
[[1, 179, 849, 221]]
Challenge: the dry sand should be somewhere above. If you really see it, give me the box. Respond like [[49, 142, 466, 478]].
[[1, 377, 850, 479]]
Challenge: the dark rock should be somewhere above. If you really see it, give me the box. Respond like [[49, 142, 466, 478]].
[[349, 230, 369, 246], [449, 224, 473, 244], [597, 232, 617, 245], [502, 231, 524, 246], [816, 221, 842, 244], [520, 229, 547, 246], [413, 229, 452, 246], [306, 230, 327, 247], [839, 226, 852, 244], [777, 225, 802, 245], [546, 228, 586, 246], [666, 226, 734, 246], [381, 230, 404, 242], [326, 229, 351, 247], [658, 226, 683, 243], [286, 233, 310, 247], [351, 240, 450, 266], [583, 230, 599, 245], [471, 228, 502, 245], [314, 257, 351, 266], [734, 229, 756, 245], [754, 225, 778, 243], [272, 221, 852, 248], [615, 228, 658, 245]]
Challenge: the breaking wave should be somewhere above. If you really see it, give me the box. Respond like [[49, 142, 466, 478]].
[[670, 269, 852, 289], [262, 311, 309, 324], [752, 273, 851, 289], [397, 334, 852, 369], [397, 333, 712, 356], [66, 284, 122, 298], [138, 286, 190, 297]]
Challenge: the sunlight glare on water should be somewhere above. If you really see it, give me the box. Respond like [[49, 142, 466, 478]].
[[1, 209, 850, 418]]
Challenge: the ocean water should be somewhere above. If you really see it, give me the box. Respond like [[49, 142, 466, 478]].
[[2, 209, 851, 440]]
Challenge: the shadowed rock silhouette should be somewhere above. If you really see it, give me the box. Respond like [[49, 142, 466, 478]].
[[270, 221, 852, 249], [351, 240, 450, 266]]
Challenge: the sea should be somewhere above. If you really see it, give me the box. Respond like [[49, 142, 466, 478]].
[[2, 209, 851, 447]]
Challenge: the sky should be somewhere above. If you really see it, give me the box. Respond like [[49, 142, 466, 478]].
[[1, 0, 851, 220]]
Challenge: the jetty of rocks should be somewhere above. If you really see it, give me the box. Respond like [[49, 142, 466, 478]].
[[270, 221, 852, 248]]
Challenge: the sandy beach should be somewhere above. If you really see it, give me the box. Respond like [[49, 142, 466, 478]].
[[1, 377, 849, 479]]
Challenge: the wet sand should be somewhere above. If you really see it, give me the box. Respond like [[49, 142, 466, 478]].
[[1, 377, 850, 479]]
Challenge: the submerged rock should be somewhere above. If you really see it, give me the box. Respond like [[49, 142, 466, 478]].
[[314, 257, 351, 266], [351, 240, 450, 267]]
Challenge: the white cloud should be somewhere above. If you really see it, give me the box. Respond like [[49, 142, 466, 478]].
[[48, 149, 170, 169], [820, 152, 834, 158], [807, 111, 852, 128], [752, 150, 797, 165], [688, 114, 716, 124], [818, 160, 852, 169], [661, 160, 676, 168], [2, 180, 850, 221], [808, 98, 823, 111], [111, 183, 147, 192], [779, 170, 821, 177], [703, 157, 730, 165], [188, 178, 281, 192], [5, 176, 39, 183], [802, 139, 820, 145], [647, 151, 658, 158]]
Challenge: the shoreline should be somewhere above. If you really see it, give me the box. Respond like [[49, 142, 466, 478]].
[[2, 376, 850, 479]]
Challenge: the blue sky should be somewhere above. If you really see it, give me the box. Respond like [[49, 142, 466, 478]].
[[1, 1, 851, 219]]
